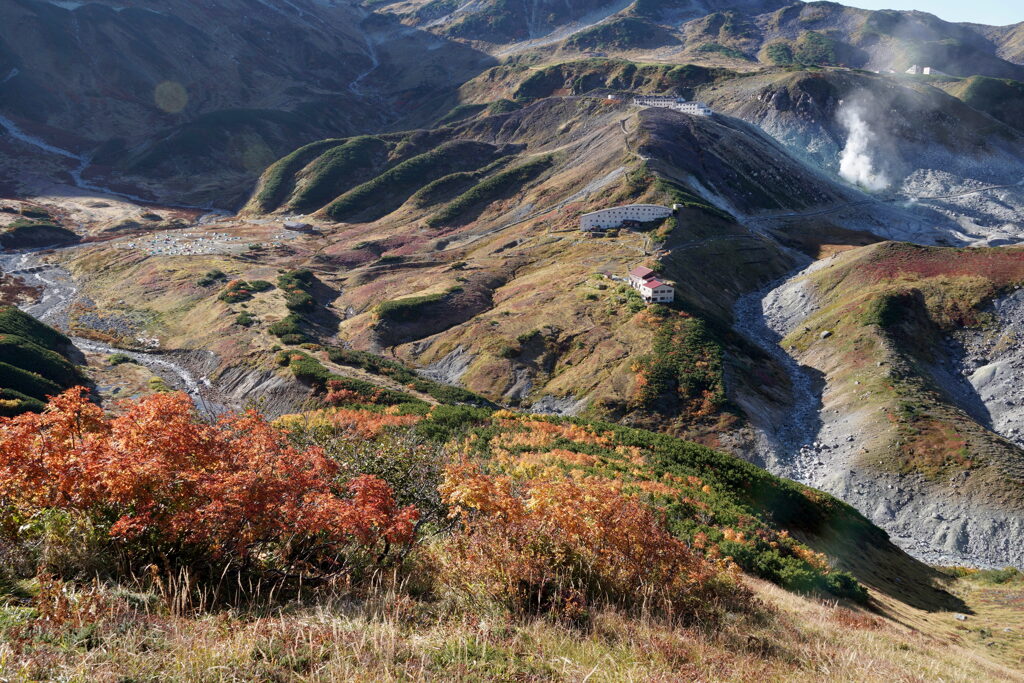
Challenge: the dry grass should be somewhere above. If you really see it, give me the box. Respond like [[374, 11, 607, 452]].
[[0, 575, 1019, 682]]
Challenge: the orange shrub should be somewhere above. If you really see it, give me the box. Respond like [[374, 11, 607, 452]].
[[0, 388, 418, 570], [437, 462, 750, 623], [277, 407, 421, 439]]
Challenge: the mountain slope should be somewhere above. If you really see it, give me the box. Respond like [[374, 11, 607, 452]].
[[239, 95, 881, 436], [0, 0, 495, 206], [0, 305, 81, 416], [384, 0, 1024, 80]]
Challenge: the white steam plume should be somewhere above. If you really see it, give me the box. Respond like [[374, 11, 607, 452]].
[[837, 101, 890, 192]]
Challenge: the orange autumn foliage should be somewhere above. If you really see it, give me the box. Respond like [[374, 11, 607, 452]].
[[438, 462, 750, 622], [278, 407, 421, 439], [0, 388, 418, 561]]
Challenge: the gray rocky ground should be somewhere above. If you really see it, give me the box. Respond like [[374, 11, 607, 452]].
[[732, 260, 1024, 568]]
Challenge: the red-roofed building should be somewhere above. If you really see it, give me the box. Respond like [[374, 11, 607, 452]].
[[628, 265, 674, 303], [628, 266, 655, 287]]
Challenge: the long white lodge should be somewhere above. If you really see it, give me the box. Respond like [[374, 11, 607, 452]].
[[579, 203, 673, 231]]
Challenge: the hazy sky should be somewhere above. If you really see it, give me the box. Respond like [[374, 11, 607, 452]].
[[846, 0, 1023, 26]]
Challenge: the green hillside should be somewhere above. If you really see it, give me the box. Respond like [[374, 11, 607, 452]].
[[0, 306, 82, 416]]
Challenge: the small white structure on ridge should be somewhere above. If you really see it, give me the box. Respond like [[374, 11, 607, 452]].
[[905, 65, 946, 76], [580, 203, 673, 231]]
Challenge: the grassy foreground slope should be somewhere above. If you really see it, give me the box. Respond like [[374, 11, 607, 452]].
[[0, 389, 1019, 680]]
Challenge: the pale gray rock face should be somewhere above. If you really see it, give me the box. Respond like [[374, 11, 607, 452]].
[[953, 289, 1024, 448], [418, 345, 475, 386], [732, 261, 1024, 569]]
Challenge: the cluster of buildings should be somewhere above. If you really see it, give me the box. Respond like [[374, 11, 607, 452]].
[[628, 265, 674, 303], [113, 229, 298, 257], [627, 94, 713, 116]]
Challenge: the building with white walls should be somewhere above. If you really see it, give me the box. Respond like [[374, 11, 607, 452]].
[[580, 204, 673, 231], [632, 95, 713, 116], [628, 265, 674, 303], [905, 65, 947, 76], [638, 278, 675, 303]]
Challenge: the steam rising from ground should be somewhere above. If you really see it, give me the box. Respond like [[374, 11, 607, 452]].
[[838, 100, 891, 191]]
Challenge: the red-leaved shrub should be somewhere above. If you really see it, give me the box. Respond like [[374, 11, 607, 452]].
[[0, 388, 418, 571]]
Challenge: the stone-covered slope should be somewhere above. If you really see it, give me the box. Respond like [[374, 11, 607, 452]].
[[742, 242, 1024, 567]]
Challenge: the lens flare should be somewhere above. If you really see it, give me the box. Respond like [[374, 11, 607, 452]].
[[154, 81, 188, 114]]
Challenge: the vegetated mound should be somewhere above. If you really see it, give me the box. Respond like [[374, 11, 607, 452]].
[[425, 155, 554, 228], [373, 271, 508, 348], [0, 218, 78, 249], [246, 125, 527, 220], [944, 75, 1024, 132], [562, 17, 679, 51], [322, 140, 509, 223], [773, 241, 1024, 567], [675, 10, 762, 61], [0, 306, 81, 416]]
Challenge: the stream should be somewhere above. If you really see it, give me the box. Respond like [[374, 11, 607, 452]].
[[0, 101, 232, 408], [0, 248, 219, 410], [0, 111, 220, 211]]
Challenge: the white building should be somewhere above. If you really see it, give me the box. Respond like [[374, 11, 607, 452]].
[[628, 265, 674, 303], [639, 278, 675, 303], [905, 65, 947, 76], [675, 101, 713, 116], [632, 95, 713, 116], [580, 204, 673, 231]]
